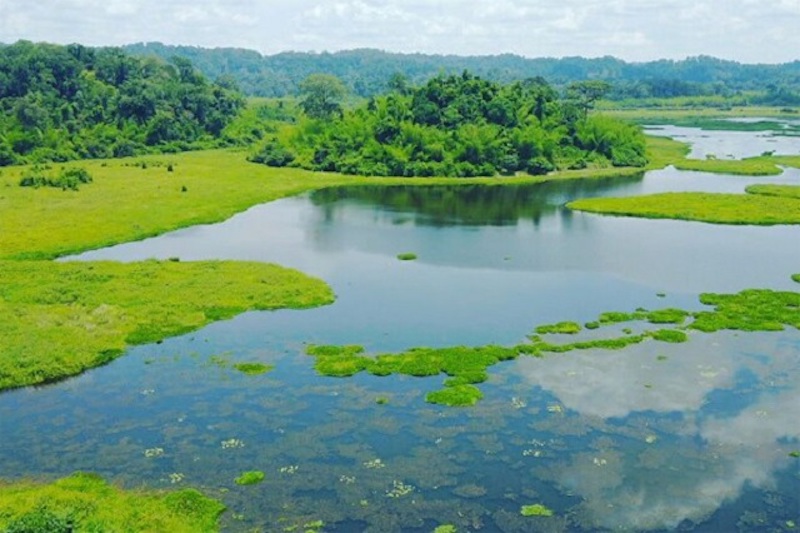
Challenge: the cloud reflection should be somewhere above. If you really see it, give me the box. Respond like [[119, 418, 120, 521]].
[[519, 330, 800, 530]]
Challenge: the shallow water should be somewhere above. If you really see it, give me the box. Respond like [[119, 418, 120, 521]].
[[3, 127, 800, 532], [645, 123, 800, 160]]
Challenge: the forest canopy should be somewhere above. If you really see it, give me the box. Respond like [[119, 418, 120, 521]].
[[250, 73, 647, 178], [0, 41, 244, 166], [123, 43, 800, 103]]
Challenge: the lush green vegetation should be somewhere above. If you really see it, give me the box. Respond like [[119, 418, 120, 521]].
[[535, 321, 582, 335], [520, 504, 555, 517], [0, 41, 244, 166], [305, 279, 800, 405], [234, 471, 265, 486], [0, 473, 224, 532], [0, 260, 333, 390], [673, 158, 784, 176], [251, 73, 647, 177], [232, 362, 274, 376], [124, 43, 800, 104], [747, 184, 800, 199], [568, 190, 800, 225]]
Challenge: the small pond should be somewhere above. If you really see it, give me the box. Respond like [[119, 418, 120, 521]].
[[2, 126, 800, 532]]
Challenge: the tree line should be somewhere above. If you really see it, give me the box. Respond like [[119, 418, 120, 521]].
[[250, 73, 646, 178], [123, 43, 800, 102], [0, 41, 244, 166]]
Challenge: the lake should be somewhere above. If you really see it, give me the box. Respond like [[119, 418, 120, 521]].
[[2, 126, 800, 532]]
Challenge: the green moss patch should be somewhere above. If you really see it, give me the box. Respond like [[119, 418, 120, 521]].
[[520, 503, 554, 517], [232, 363, 274, 376], [425, 384, 484, 407], [234, 471, 265, 486], [0, 260, 334, 391], [0, 473, 224, 532], [535, 321, 581, 335], [650, 329, 689, 343]]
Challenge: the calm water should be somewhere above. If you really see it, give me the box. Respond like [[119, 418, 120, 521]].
[[3, 128, 800, 532]]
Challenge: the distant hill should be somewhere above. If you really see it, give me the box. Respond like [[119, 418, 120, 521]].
[[123, 42, 800, 101]]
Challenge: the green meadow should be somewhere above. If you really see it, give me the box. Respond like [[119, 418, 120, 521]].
[[0, 260, 333, 391]]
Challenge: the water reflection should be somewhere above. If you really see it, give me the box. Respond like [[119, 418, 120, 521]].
[[309, 175, 645, 227], [518, 330, 800, 531]]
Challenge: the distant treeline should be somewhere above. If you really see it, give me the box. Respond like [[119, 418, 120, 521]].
[[0, 41, 244, 166], [123, 42, 800, 104]]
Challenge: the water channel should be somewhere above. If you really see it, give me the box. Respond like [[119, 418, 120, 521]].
[[1, 126, 799, 531]]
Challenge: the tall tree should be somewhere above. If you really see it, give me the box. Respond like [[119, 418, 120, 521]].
[[299, 74, 347, 119]]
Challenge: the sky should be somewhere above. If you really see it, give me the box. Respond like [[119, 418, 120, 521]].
[[1, 0, 799, 64]]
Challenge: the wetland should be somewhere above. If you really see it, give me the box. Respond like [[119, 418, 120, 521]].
[[1, 123, 800, 532]]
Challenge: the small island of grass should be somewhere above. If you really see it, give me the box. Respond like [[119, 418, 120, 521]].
[[232, 363, 274, 376], [521, 503, 554, 517], [0, 473, 224, 532], [568, 190, 800, 225], [234, 471, 266, 486]]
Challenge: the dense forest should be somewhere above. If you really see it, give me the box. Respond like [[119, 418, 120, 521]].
[[124, 43, 800, 103], [0, 41, 244, 165], [250, 73, 646, 177]]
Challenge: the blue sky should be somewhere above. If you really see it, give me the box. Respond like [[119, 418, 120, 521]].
[[1, 0, 798, 63]]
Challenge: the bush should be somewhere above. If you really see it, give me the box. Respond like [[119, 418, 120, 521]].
[[19, 167, 93, 191], [249, 139, 296, 167]]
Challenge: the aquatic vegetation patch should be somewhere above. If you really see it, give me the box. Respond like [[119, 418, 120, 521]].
[[434, 525, 458, 533], [307, 280, 800, 406], [396, 252, 418, 261], [646, 308, 690, 325], [520, 503, 554, 517], [568, 192, 800, 225], [0, 260, 334, 391], [0, 472, 224, 532], [425, 384, 484, 407], [692, 289, 800, 332], [234, 471, 265, 486], [649, 329, 689, 343], [232, 362, 274, 376], [535, 321, 582, 335]]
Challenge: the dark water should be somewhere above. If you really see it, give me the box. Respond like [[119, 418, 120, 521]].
[[3, 129, 800, 532]]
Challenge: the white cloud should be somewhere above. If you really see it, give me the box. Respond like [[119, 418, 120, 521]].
[[0, 0, 799, 62]]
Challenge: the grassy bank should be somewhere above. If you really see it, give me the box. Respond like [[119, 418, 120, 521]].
[[0, 148, 666, 261], [567, 189, 800, 225], [0, 473, 224, 532], [0, 260, 334, 391]]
